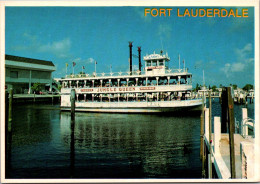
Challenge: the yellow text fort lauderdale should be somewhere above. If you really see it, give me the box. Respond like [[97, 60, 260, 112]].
[[144, 8, 249, 18]]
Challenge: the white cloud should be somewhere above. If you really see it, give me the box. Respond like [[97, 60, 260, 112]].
[[235, 43, 252, 59], [12, 33, 71, 58], [38, 38, 71, 58], [220, 43, 254, 78], [232, 62, 245, 72]]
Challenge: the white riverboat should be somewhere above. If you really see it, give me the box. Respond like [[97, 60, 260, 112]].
[[59, 50, 203, 113]]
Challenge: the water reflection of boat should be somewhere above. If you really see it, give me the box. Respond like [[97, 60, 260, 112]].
[[59, 48, 202, 113], [60, 112, 199, 177]]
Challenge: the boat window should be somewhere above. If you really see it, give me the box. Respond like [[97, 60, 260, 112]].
[[152, 61, 157, 66], [159, 60, 164, 66], [146, 61, 151, 66]]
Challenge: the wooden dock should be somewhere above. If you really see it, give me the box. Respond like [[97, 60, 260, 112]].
[[12, 94, 60, 103], [203, 108, 255, 179]]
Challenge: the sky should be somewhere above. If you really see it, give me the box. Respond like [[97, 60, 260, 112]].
[[5, 6, 255, 88]]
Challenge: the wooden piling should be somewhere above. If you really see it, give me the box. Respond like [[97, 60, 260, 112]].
[[71, 89, 76, 120], [70, 88, 76, 177], [70, 116, 75, 178], [208, 153, 212, 179], [8, 89, 13, 130], [7, 89, 13, 178], [200, 91, 205, 159], [200, 91, 206, 178], [227, 87, 236, 178], [221, 88, 228, 133], [208, 90, 212, 178]]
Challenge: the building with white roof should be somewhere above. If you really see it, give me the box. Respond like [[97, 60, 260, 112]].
[[5, 54, 56, 94]]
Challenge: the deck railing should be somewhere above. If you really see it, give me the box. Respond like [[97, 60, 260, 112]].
[[65, 68, 189, 79]]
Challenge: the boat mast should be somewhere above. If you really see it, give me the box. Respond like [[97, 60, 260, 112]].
[[179, 54, 180, 70], [203, 70, 205, 87]]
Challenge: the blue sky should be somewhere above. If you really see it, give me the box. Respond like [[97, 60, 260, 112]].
[[5, 7, 255, 88]]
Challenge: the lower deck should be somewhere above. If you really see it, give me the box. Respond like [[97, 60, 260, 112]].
[[61, 99, 203, 113]]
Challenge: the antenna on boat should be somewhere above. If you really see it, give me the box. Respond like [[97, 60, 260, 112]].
[[178, 54, 180, 70], [203, 70, 205, 87]]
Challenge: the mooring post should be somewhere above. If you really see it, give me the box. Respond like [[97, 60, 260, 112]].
[[8, 89, 13, 133], [70, 88, 76, 177], [221, 87, 228, 133], [200, 91, 205, 159], [5, 91, 9, 175], [7, 89, 13, 177], [205, 108, 209, 141], [208, 90, 212, 178], [200, 91, 206, 178], [71, 89, 76, 120], [227, 87, 236, 178], [214, 117, 221, 156], [70, 115, 75, 178], [5, 91, 9, 131]]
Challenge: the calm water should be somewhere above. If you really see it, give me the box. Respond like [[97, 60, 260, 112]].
[[7, 98, 254, 179]]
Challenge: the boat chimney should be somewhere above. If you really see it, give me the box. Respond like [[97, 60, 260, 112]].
[[129, 42, 133, 75], [138, 46, 142, 75]]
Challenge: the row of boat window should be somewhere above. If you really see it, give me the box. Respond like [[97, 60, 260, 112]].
[[63, 77, 191, 88], [74, 92, 198, 102]]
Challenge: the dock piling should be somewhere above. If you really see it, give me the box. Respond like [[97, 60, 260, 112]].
[[214, 117, 221, 155], [200, 92, 205, 159], [70, 89, 76, 177], [200, 91, 206, 178], [221, 88, 228, 133], [6, 89, 13, 177], [208, 90, 212, 178], [71, 89, 76, 120], [227, 87, 236, 178]]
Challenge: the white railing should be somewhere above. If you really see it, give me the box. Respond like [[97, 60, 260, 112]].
[[241, 118, 255, 138], [65, 68, 189, 79]]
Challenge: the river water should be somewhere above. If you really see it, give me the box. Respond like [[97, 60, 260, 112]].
[[7, 98, 254, 179]]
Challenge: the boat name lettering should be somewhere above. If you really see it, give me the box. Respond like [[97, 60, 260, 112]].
[[80, 89, 94, 92], [119, 87, 135, 91], [97, 88, 117, 92], [147, 66, 163, 69], [97, 87, 136, 92], [140, 87, 156, 90]]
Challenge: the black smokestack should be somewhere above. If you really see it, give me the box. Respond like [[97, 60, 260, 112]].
[[129, 42, 133, 75], [138, 47, 142, 75]]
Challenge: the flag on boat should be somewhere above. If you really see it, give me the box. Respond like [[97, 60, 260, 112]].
[[82, 66, 85, 69], [183, 60, 184, 64], [73, 62, 76, 67], [95, 61, 97, 64], [66, 63, 68, 67]]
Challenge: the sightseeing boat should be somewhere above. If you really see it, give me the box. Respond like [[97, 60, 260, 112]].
[[59, 47, 203, 113]]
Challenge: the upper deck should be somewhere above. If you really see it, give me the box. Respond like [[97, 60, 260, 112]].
[[59, 51, 190, 81], [60, 68, 190, 81]]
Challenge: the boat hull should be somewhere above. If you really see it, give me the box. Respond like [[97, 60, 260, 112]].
[[60, 99, 203, 114]]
